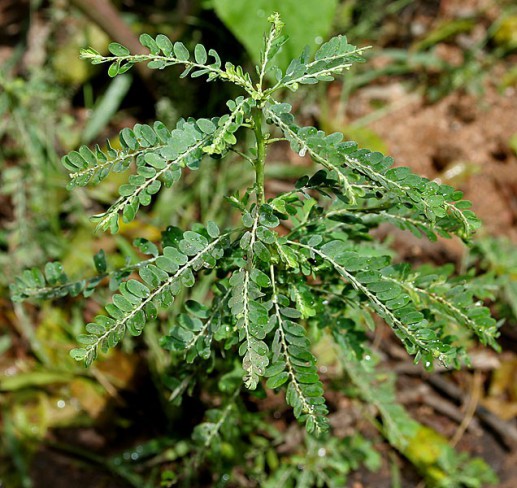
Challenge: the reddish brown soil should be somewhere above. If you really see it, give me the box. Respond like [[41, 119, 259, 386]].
[[368, 86, 517, 240]]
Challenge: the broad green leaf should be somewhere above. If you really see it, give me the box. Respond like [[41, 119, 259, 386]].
[[213, 0, 338, 70]]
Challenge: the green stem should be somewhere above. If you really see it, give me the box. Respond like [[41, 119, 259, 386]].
[[252, 109, 266, 204]]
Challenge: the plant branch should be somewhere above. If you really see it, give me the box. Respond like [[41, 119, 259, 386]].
[[252, 109, 266, 204]]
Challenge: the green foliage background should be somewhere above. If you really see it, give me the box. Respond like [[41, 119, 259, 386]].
[[213, 0, 338, 69]]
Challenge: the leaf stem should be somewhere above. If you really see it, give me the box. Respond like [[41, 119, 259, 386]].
[[252, 109, 266, 204], [12, 256, 158, 302]]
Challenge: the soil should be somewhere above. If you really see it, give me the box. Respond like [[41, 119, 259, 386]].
[[367, 85, 517, 241]]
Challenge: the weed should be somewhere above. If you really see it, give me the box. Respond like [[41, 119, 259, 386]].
[[11, 13, 500, 486]]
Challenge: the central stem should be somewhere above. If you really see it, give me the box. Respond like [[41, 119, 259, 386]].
[[252, 109, 266, 204]]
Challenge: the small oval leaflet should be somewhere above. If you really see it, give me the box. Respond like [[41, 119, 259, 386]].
[[194, 44, 208, 64], [173, 42, 190, 61], [108, 42, 130, 56]]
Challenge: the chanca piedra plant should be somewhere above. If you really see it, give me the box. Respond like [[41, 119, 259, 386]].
[[11, 13, 500, 442]]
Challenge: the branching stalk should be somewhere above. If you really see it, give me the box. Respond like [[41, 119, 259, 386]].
[[252, 109, 266, 204]]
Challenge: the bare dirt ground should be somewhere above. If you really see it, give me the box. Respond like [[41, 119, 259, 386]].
[[367, 85, 517, 239]]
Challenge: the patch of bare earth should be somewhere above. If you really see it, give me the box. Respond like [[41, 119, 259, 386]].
[[367, 85, 517, 241]]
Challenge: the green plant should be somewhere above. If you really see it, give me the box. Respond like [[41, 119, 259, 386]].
[[469, 236, 517, 323], [0, 64, 70, 281], [11, 12, 500, 485]]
